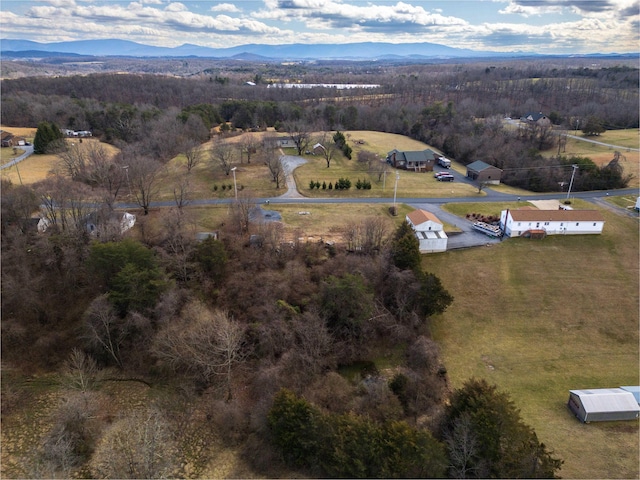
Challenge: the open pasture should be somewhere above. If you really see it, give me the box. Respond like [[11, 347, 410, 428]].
[[544, 128, 639, 188], [428, 205, 639, 479]]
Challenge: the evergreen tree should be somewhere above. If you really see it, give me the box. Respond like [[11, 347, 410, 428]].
[[390, 220, 420, 271], [34, 121, 64, 154]]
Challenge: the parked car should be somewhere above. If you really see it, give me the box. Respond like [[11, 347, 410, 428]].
[[434, 171, 449, 178], [437, 174, 454, 182]]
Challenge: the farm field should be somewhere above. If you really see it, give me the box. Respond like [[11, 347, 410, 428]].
[[427, 204, 639, 479]]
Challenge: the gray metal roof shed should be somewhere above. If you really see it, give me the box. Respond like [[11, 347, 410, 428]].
[[568, 388, 640, 423]]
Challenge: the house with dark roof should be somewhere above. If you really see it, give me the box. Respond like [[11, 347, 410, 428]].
[[1, 131, 25, 147], [500, 208, 605, 237], [406, 209, 448, 253], [386, 149, 438, 172], [466, 160, 502, 184], [520, 112, 551, 126]]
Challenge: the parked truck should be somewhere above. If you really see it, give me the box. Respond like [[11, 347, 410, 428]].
[[438, 156, 451, 168]]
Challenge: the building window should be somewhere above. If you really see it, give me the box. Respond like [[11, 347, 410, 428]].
[[518, 222, 521, 226], [576, 223, 579, 226], [544, 222, 549, 226], [593, 222, 597, 226], [560, 223, 563, 226]]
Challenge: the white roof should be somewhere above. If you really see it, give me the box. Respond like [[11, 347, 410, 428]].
[[570, 388, 640, 413]]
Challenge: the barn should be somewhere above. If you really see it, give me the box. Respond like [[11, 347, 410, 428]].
[[567, 388, 640, 422]]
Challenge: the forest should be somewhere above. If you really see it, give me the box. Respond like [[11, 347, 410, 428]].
[[2, 57, 637, 478], [2, 59, 636, 192]]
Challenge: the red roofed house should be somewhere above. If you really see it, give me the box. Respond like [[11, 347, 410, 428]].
[[500, 209, 605, 237], [406, 209, 448, 253]]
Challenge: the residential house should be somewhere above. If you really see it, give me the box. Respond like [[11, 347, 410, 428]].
[[277, 138, 294, 148], [466, 160, 502, 184], [38, 210, 136, 236], [1, 131, 25, 147], [406, 209, 448, 253], [500, 208, 605, 237], [386, 149, 438, 172], [520, 112, 551, 126]]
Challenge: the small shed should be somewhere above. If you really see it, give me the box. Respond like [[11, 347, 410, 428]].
[[406, 209, 448, 253], [466, 160, 502, 184], [567, 388, 640, 422]]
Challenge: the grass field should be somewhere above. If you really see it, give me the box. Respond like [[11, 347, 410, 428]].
[[294, 130, 481, 198], [542, 129, 639, 188], [427, 205, 639, 479]]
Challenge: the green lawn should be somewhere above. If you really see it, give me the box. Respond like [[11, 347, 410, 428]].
[[426, 206, 639, 479]]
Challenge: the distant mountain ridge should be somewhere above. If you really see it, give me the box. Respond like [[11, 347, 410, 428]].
[[1, 38, 515, 60]]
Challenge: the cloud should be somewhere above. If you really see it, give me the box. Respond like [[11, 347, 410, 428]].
[[256, 0, 468, 31], [499, 0, 635, 16], [210, 3, 242, 13], [22, 1, 283, 40]]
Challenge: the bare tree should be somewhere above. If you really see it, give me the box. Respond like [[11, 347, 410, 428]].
[[122, 148, 163, 215], [83, 295, 125, 368], [342, 217, 389, 254], [35, 176, 99, 234], [210, 140, 235, 175], [181, 138, 204, 173], [265, 151, 286, 189], [315, 133, 340, 168], [172, 173, 191, 209], [159, 208, 197, 283], [91, 408, 178, 479], [286, 123, 311, 156], [56, 141, 88, 181], [153, 301, 247, 400], [444, 412, 484, 479], [239, 136, 259, 164], [230, 190, 255, 234], [63, 348, 98, 392]]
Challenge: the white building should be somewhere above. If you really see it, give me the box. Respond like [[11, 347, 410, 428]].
[[568, 388, 640, 422], [406, 209, 448, 253], [500, 208, 605, 237]]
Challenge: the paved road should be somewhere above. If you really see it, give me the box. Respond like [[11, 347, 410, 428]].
[[0, 144, 34, 170], [564, 133, 640, 152]]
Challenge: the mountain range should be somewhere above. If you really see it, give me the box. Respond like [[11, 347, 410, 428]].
[[1, 38, 519, 60]]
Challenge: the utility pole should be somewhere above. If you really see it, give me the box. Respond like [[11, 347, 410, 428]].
[[393, 171, 400, 214], [566, 164, 578, 200]]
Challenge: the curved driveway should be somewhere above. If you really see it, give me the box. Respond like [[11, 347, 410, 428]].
[[0, 144, 34, 170]]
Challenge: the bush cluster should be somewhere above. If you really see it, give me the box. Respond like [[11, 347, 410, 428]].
[[355, 179, 372, 190], [309, 178, 352, 190]]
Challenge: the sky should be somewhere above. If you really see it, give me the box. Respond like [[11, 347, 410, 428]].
[[1, 0, 638, 54]]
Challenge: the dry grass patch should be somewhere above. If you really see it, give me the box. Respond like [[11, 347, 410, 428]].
[[544, 132, 639, 188], [265, 203, 411, 243], [1, 138, 120, 185], [428, 207, 639, 479], [0, 125, 37, 139]]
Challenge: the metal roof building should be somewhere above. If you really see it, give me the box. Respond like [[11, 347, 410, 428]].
[[620, 386, 640, 404], [568, 388, 640, 423]]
